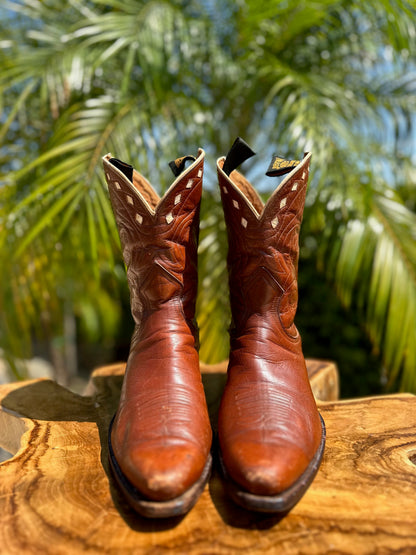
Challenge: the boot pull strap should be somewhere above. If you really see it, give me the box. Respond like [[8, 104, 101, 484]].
[[169, 155, 196, 177], [266, 155, 300, 177], [109, 158, 133, 182], [222, 137, 256, 176]]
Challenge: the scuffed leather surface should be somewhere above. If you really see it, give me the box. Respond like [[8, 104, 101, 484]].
[[217, 154, 323, 495], [103, 151, 212, 501]]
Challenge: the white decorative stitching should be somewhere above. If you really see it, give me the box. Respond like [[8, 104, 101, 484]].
[[241, 217, 247, 228], [271, 217, 279, 228], [174, 194, 181, 205], [126, 195, 134, 205], [233, 200, 239, 209], [186, 179, 193, 189], [135, 213, 143, 224], [302, 170, 307, 180], [166, 212, 174, 224], [280, 198, 287, 209], [114, 181, 121, 190], [197, 169, 202, 178], [106, 173, 110, 180], [222, 187, 228, 194], [291, 182, 298, 191]]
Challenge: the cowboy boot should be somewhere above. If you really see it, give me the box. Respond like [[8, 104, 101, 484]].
[[102, 149, 212, 518], [216, 138, 325, 513]]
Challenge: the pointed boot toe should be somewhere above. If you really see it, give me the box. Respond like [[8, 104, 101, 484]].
[[108, 416, 212, 519], [120, 441, 210, 502], [219, 420, 325, 514], [222, 439, 310, 496]]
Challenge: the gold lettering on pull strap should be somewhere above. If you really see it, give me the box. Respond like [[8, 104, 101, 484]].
[[272, 157, 300, 171], [266, 155, 301, 177]]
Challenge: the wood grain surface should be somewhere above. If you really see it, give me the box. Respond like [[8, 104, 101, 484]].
[[0, 360, 415, 554]]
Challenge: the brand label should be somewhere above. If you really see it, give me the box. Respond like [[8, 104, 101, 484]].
[[266, 155, 300, 177]]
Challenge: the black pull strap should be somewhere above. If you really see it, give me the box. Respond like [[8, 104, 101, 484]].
[[169, 155, 196, 177], [109, 158, 133, 182], [266, 155, 300, 177], [222, 137, 256, 176]]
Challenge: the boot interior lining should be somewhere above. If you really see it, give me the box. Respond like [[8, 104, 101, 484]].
[[218, 158, 264, 214], [132, 170, 160, 209], [229, 171, 264, 214]]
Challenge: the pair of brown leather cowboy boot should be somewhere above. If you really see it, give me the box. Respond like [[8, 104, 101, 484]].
[[102, 138, 325, 519]]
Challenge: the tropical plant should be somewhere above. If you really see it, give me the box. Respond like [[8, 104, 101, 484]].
[[0, 0, 415, 390]]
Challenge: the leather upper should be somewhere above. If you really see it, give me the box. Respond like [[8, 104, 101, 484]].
[[103, 151, 212, 501], [217, 154, 323, 495]]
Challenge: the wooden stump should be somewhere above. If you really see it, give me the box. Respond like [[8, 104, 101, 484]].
[[0, 360, 416, 554]]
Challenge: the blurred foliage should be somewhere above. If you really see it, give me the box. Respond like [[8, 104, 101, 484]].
[[0, 0, 415, 392]]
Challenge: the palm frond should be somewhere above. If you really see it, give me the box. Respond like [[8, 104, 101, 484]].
[[333, 190, 416, 390], [197, 190, 230, 363], [0, 0, 415, 391]]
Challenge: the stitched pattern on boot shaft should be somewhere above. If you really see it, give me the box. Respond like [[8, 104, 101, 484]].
[[218, 156, 310, 340], [103, 159, 202, 327]]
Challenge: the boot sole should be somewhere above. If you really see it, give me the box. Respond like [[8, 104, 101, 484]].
[[219, 413, 326, 514], [108, 417, 212, 519]]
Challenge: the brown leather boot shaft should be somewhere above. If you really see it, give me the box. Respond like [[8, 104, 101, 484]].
[[103, 151, 212, 503], [217, 152, 323, 498]]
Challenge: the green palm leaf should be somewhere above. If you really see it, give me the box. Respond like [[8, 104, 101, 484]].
[[0, 0, 415, 391], [333, 192, 416, 390]]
